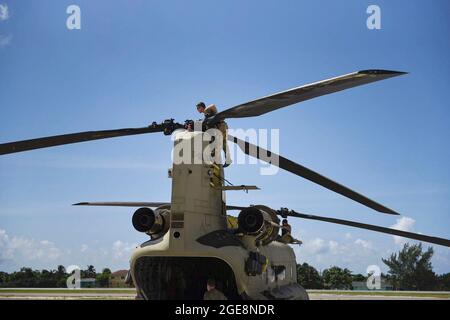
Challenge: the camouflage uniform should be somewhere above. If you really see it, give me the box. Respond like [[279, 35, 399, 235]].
[[204, 104, 218, 119], [203, 288, 228, 300], [204, 104, 231, 165]]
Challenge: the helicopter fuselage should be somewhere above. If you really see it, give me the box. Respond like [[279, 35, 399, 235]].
[[129, 131, 308, 300]]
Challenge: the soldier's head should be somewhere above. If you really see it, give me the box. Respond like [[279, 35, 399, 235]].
[[282, 219, 288, 225], [206, 278, 216, 291], [196, 102, 206, 113]]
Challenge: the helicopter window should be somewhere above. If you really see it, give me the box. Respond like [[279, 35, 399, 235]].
[[267, 267, 275, 283], [278, 269, 286, 281], [272, 265, 286, 282]]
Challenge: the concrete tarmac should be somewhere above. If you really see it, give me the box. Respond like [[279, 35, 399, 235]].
[[0, 289, 449, 300], [308, 293, 446, 300]]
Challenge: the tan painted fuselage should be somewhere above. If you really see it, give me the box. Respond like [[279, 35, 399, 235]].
[[129, 131, 308, 300]]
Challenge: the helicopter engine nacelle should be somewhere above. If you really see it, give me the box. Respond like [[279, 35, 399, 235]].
[[132, 207, 170, 239], [237, 205, 280, 245]]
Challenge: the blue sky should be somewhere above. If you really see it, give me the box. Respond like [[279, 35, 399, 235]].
[[0, 0, 449, 274]]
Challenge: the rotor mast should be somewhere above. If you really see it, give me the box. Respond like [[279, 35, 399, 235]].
[[169, 130, 228, 249]]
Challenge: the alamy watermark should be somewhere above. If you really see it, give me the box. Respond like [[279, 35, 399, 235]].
[[66, 265, 81, 289], [66, 4, 81, 30], [171, 124, 280, 176], [66, 4, 382, 31], [366, 265, 382, 290], [367, 5, 381, 30]]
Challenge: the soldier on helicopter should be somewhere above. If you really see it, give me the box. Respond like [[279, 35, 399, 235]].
[[278, 218, 303, 245], [203, 278, 227, 300], [281, 219, 292, 236], [195, 102, 232, 167]]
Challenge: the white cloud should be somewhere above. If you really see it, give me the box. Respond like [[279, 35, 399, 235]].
[[0, 3, 9, 21], [301, 238, 342, 256], [0, 34, 12, 47], [302, 238, 328, 255], [295, 234, 388, 274], [390, 217, 416, 245], [0, 228, 139, 272], [0, 228, 61, 267], [112, 240, 137, 261], [355, 238, 373, 249], [329, 240, 339, 254]]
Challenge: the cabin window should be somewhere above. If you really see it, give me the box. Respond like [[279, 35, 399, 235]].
[[272, 265, 286, 282], [267, 267, 275, 283]]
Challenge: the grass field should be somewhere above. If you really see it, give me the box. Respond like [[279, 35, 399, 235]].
[[307, 290, 450, 299], [0, 288, 136, 294]]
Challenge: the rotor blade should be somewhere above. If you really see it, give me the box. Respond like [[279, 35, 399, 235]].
[[280, 209, 450, 248], [229, 135, 399, 215], [0, 120, 184, 155], [225, 205, 248, 211], [73, 202, 170, 207], [216, 70, 406, 119], [73, 201, 245, 211]]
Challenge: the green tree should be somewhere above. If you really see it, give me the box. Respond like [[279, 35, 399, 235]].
[[102, 268, 112, 275], [0, 271, 9, 287], [351, 273, 366, 282], [96, 268, 112, 288], [382, 243, 437, 290], [57, 265, 66, 275], [82, 265, 96, 278], [15, 267, 36, 287], [322, 266, 353, 290], [55, 265, 68, 287], [39, 269, 56, 287], [296, 263, 323, 289], [437, 273, 450, 291]]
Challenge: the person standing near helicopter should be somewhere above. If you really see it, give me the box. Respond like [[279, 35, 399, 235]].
[[195, 102, 232, 167], [203, 278, 227, 300], [196, 102, 217, 119]]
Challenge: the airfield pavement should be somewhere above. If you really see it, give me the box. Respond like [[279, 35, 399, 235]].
[[1, 288, 450, 300]]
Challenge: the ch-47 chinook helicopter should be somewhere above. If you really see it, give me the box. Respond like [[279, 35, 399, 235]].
[[1, 69, 450, 300]]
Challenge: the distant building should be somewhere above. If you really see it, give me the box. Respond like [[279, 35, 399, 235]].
[[80, 278, 96, 288], [109, 270, 133, 288], [352, 279, 393, 291]]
